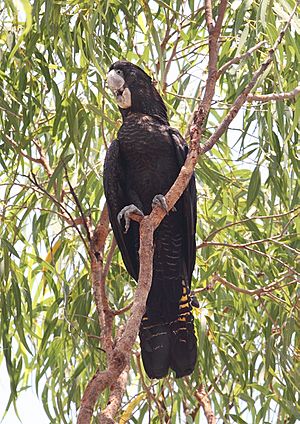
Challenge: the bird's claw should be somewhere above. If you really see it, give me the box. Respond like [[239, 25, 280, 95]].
[[117, 204, 144, 233], [152, 194, 177, 214], [152, 194, 168, 213]]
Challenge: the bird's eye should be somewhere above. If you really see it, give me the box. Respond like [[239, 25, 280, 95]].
[[115, 69, 122, 75]]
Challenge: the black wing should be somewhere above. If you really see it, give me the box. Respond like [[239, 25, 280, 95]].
[[169, 128, 197, 287], [103, 130, 196, 287], [103, 139, 139, 280]]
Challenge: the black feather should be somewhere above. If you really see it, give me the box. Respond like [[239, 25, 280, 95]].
[[103, 61, 197, 378]]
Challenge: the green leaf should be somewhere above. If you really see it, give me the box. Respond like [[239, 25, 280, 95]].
[[47, 154, 74, 191], [8, 0, 32, 62], [246, 166, 261, 209], [1, 238, 20, 258]]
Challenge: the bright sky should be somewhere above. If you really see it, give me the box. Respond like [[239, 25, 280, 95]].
[[0, 363, 49, 423]]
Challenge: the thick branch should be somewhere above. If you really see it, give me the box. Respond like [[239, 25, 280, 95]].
[[98, 366, 129, 424], [77, 359, 128, 424], [77, 217, 154, 423], [214, 0, 228, 35], [195, 385, 216, 424], [202, 0, 300, 154], [191, 0, 228, 150], [117, 217, 154, 352], [92, 204, 110, 258], [102, 237, 117, 282], [90, 205, 114, 353], [204, 0, 214, 30]]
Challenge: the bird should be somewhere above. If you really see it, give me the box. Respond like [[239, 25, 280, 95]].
[[103, 60, 197, 379]]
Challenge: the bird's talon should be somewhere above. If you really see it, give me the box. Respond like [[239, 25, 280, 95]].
[[152, 194, 168, 214], [117, 204, 144, 233]]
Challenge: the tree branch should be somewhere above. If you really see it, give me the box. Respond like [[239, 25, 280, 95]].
[[91, 203, 110, 259], [197, 237, 299, 277], [77, 216, 154, 424], [77, 2, 300, 422], [218, 41, 266, 77], [198, 232, 300, 255], [204, 206, 300, 242], [201, 0, 300, 155], [28, 172, 89, 252], [195, 384, 216, 424], [64, 166, 92, 242], [3, 134, 53, 176], [102, 237, 117, 283], [190, 0, 228, 151], [247, 85, 300, 102], [135, 353, 164, 420], [112, 302, 133, 316], [98, 366, 129, 424], [204, 0, 213, 30], [213, 274, 287, 296], [90, 205, 114, 353]]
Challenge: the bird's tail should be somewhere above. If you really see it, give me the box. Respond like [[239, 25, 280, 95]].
[[139, 285, 197, 379]]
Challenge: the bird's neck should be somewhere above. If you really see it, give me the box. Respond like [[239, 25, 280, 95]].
[[120, 83, 169, 125]]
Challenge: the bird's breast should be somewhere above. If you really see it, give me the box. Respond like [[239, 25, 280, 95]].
[[118, 115, 179, 210]]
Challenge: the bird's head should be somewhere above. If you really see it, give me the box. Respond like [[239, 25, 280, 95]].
[[107, 60, 168, 123]]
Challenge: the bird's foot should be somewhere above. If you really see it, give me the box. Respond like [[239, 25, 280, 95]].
[[117, 204, 144, 233], [152, 194, 176, 214]]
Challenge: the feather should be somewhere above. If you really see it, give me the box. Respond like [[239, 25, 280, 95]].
[[103, 61, 197, 378]]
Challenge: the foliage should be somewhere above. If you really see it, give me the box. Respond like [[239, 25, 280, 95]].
[[0, 0, 299, 423]]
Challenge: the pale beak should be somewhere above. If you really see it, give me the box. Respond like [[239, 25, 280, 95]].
[[107, 70, 131, 109], [107, 70, 125, 91]]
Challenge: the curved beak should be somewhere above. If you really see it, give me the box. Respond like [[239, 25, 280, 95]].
[[107, 70, 125, 91], [107, 69, 131, 109]]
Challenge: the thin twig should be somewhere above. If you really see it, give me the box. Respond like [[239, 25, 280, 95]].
[[247, 85, 300, 102], [213, 274, 299, 296], [28, 173, 89, 253], [162, 34, 180, 92], [204, 206, 300, 241], [113, 302, 133, 316], [64, 166, 92, 242], [218, 41, 266, 76], [198, 233, 300, 255], [3, 134, 53, 176], [135, 352, 165, 422]]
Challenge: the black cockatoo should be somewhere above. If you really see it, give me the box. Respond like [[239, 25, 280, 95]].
[[103, 60, 197, 379]]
